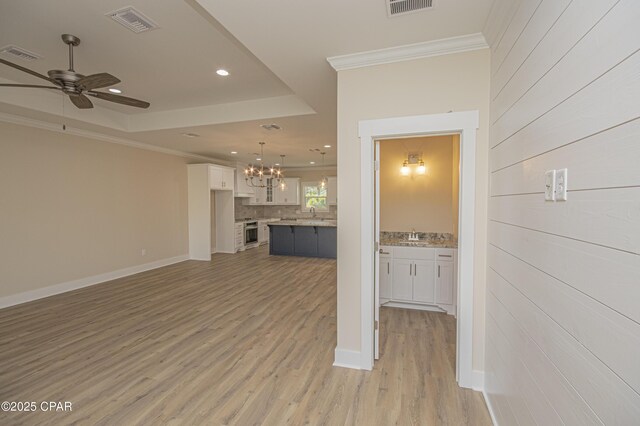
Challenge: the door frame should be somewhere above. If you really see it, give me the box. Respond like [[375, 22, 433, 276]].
[[358, 111, 478, 389]]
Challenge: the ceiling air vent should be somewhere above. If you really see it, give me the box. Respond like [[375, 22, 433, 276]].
[[387, 0, 434, 17], [0, 45, 42, 61], [107, 6, 159, 33]]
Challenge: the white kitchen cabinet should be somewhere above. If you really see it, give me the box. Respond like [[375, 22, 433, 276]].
[[234, 165, 255, 197], [392, 259, 413, 301], [188, 164, 235, 260], [275, 178, 300, 205], [244, 185, 265, 205], [209, 165, 234, 190], [379, 246, 393, 303], [413, 260, 436, 303], [327, 176, 337, 205], [264, 179, 275, 204], [258, 220, 270, 245], [234, 222, 245, 252], [391, 258, 435, 303], [381, 246, 457, 314], [436, 261, 454, 305]]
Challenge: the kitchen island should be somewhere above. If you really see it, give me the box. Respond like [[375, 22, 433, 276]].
[[268, 220, 337, 259]]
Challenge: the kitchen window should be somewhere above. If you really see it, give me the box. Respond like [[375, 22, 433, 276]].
[[302, 182, 328, 211]]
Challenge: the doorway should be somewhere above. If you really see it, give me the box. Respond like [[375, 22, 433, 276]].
[[358, 111, 478, 389]]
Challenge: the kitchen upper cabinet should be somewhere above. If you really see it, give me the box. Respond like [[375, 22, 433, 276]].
[[234, 165, 255, 196], [327, 176, 337, 205], [243, 177, 300, 205], [209, 165, 234, 190], [274, 178, 300, 205]]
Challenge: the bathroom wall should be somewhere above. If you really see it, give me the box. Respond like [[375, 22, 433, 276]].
[[379, 134, 459, 235]]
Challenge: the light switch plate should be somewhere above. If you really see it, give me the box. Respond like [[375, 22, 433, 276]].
[[556, 168, 568, 201], [544, 170, 556, 201]]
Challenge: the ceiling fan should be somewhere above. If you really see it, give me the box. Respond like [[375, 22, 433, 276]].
[[0, 34, 150, 109]]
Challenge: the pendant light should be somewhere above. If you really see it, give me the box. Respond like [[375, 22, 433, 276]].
[[318, 152, 328, 189], [278, 155, 287, 191]]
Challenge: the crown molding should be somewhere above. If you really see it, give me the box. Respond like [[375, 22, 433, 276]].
[[0, 112, 228, 164], [327, 33, 488, 71]]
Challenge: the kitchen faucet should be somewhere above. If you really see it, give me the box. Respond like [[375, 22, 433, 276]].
[[310, 207, 317, 218]]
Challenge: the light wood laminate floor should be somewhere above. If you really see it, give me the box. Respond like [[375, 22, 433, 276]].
[[0, 246, 491, 425]]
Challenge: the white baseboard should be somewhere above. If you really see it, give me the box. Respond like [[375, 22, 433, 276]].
[[472, 369, 484, 391], [333, 347, 362, 370], [0, 254, 189, 309], [383, 301, 445, 313], [483, 390, 499, 426]]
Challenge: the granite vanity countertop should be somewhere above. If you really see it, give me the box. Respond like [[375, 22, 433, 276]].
[[269, 220, 337, 227], [379, 238, 458, 249]]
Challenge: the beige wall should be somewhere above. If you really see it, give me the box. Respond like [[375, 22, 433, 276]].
[[336, 49, 490, 370], [0, 121, 189, 299], [380, 135, 458, 234]]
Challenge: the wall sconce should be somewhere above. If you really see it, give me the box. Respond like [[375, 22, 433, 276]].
[[400, 153, 426, 176], [400, 160, 410, 176]]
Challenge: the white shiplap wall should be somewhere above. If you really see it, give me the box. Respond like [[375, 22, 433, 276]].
[[483, 0, 640, 424]]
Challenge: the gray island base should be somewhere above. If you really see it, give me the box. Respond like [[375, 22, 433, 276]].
[[268, 221, 337, 259]]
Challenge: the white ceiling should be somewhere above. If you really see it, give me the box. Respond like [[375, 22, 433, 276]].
[[0, 0, 494, 167]]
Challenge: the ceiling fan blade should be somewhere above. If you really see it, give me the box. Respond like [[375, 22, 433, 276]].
[[87, 91, 150, 109], [0, 84, 61, 90], [69, 94, 93, 109], [0, 57, 60, 85], [77, 73, 121, 91]]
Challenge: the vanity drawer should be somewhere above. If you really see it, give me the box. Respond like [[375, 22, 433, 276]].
[[436, 248, 455, 261], [379, 245, 393, 257], [393, 246, 434, 261]]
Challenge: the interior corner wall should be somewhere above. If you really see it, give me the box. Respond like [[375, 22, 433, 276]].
[[336, 48, 491, 371], [483, 0, 640, 424], [0, 121, 190, 301]]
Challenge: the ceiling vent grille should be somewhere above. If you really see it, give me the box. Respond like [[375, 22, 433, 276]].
[[0, 45, 42, 61], [387, 0, 434, 17], [106, 7, 159, 33]]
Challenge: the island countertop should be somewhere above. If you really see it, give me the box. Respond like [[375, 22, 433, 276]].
[[268, 220, 337, 227]]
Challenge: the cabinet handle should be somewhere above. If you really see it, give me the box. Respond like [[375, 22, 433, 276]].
[[438, 265, 441, 277], [439, 254, 452, 258]]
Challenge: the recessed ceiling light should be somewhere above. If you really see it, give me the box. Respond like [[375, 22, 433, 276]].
[[310, 161, 315, 164], [181, 132, 199, 138], [230, 151, 237, 154], [216, 69, 229, 76], [324, 145, 331, 148], [108, 88, 122, 94]]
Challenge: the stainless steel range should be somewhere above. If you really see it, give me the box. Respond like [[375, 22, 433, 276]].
[[244, 220, 259, 247]]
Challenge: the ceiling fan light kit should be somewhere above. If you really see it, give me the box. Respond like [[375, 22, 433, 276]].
[[0, 34, 150, 110]]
